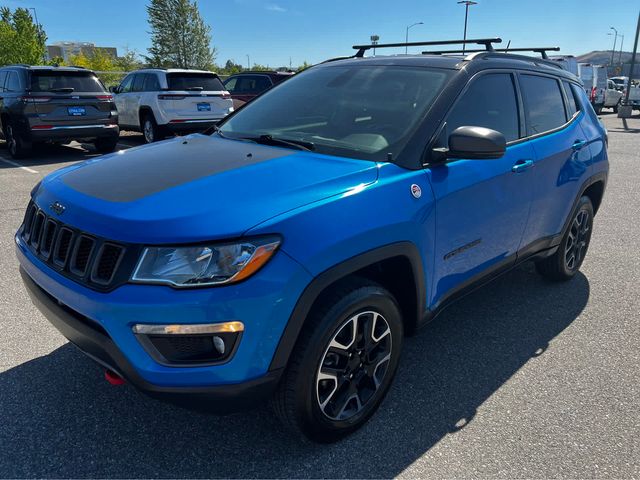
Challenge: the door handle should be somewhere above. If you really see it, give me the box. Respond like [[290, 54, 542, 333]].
[[572, 139, 587, 150], [512, 159, 534, 173]]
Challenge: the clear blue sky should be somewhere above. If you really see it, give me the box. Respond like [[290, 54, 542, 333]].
[[3, 0, 639, 67]]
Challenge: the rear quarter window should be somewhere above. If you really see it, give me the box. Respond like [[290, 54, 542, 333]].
[[0, 71, 7, 92], [562, 81, 579, 117], [166, 73, 224, 91], [520, 74, 567, 136], [30, 71, 106, 93]]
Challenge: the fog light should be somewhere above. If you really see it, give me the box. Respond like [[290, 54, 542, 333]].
[[132, 322, 243, 365]]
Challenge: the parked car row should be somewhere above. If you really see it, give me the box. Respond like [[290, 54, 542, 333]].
[[0, 64, 294, 158]]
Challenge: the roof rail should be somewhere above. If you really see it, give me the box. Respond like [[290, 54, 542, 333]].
[[352, 38, 502, 57], [5, 63, 30, 68], [422, 46, 560, 60]]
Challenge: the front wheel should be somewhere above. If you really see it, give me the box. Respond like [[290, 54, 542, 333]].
[[613, 100, 621, 114], [536, 196, 594, 281], [272, 278, 403, 442]]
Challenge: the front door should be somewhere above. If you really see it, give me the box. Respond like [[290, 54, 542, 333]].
[[427, 72, 535, 307]]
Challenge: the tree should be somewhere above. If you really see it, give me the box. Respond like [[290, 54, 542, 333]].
[[0, 7, 47, 66], [146, 0, 216, 70], [217, 59, 244, 75], [296, 61, 312, 72]]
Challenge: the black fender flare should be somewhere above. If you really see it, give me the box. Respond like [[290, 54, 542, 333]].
[[558, 170, 608, 242], [269, 242, 426, 371]]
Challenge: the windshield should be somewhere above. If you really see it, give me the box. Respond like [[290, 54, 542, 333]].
[[166, 73, 225, 91], [219, 65, 451, 161], [30, 71, 106, 93]]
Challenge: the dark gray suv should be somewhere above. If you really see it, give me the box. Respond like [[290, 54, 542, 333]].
[[0, 65, 119, 158]]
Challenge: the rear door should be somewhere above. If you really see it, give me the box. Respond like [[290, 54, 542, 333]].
[[0, 70, 7, 133], [28, 70, 112, 126], [518, 74, 592, 249], [427, 71, 535, 306], [162, 72, 232, 120]]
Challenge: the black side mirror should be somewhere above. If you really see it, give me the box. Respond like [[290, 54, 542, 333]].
[[109, 85, 118, 94], [433, 126, 506, 161]]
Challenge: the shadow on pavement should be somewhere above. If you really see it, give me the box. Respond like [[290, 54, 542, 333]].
[[0, 263, 589, 478]]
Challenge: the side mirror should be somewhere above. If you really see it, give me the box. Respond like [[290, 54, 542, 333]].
[[440, 126, 506, 160], [109, 85, 118, 94]]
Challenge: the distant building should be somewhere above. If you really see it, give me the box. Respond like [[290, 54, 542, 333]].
[[45, 42, 118, 62]]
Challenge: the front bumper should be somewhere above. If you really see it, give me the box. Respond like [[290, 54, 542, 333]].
[[16, 235, 312, 411], [20, 267, 281, 411]]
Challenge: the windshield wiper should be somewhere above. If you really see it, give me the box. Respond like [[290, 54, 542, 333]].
[[245, 134, 315, 151]]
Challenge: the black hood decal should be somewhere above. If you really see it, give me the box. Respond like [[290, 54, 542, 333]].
[[62, 136, 293, 202]]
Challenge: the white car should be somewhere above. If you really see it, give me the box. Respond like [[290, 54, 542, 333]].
[[112, 69, 234, 143], [604, 80, 623, 112]]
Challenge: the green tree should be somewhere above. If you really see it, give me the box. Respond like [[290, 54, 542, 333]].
[[146, 0, 216, 70], [116, 48, 144, 72], [217, 59, 244, 75], [0, 7, 47, 66], [296, 61, 312, 72]]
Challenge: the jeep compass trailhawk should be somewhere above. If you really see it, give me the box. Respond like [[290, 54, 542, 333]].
[[16, 38, 608, 442]]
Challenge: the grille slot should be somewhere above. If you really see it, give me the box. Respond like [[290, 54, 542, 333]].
[[91, 243, 124, 285], [70, 235, 95, 276], [53, 228, 74, 267], [40, 219, 58, 259], [23, 203, 37, 242], [20, 203, 130, 291], [30, 211, 46, 249]]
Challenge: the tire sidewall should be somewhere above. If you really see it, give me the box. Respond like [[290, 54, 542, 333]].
[[294, 288, 403, 440], [559, 196, 594, 277], [143, 115, 156, 143]]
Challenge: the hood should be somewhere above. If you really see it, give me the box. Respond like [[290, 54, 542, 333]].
[[34, 134, 378, 243]]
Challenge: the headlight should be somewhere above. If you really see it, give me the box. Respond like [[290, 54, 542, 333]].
[[131, 237, 280, 287]]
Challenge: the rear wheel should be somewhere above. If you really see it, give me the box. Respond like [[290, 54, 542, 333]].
[[4, 122, 32, 159], [272, 278, 403, 442], [613, 99, 621, 114], [142, 113, 161, 143], [94, 136, 119, 154], [536, 196, 594, 281]]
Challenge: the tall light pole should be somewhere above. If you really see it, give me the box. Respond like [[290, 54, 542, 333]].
[[246, 54, 250, 70], [405, 22, 423, 54], [618, 34, 625, 64], [610, 26, 618, 66], [458, 0, 478, 54]]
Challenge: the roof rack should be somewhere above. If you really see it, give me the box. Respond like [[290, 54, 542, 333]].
[[352, 38, 502, 57], [422, 46, 560, 60]]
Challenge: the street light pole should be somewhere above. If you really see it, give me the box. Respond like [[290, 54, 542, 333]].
[[610, 26, 618, 66], [404, 22, 423, 54], [618, 34, 625, 64], [246, 54, 250, 70], [619, 10, 639, 117], [458, 1, 478, 54]]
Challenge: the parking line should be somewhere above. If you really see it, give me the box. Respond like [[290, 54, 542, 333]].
[[0, 157, 39, 174]]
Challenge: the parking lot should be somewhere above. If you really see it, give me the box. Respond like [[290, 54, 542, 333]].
[[0, 114, 639, 478]]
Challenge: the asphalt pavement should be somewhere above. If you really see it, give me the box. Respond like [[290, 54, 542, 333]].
[[0, 116, 638, 478]]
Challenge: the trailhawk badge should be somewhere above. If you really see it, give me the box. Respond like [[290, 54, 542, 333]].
[[410, 184, 422, 199]]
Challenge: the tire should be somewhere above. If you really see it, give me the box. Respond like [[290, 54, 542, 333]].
[[272, 277, 404, 443], [536, 196, 594, 281], [94, 136, 119, 154], [141, 112, 161, 143], [594, 105, 603, 115], [613, 100, 620, 114], [4, 122, 32, 159]]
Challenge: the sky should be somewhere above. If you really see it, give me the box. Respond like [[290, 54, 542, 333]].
[[3, 0, 639, 67]]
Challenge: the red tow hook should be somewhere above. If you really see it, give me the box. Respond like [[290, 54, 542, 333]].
[[105, 369, 126, 385]]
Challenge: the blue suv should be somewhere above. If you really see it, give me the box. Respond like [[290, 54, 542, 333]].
[[16, 39, 608, 442]]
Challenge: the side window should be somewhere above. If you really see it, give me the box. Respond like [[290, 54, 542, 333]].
[[143, 74, 160, 91], [224, 77, 237, 92], [446, 73, 520, 142], [254, 76, 272, 92], [0, 71, 6, 92], [6, 72, 22, 92], [520, 75, 567, 135], [562, 81, 578, 117], [132, 74, 146, 92], [119, 74, 134, 93]]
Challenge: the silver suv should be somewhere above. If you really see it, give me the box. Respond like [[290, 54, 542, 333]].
[[111, 69, 234, 143]]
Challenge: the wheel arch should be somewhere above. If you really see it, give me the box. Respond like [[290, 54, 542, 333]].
[[138, 106, 155, 125], [269, 242, 426, 371]]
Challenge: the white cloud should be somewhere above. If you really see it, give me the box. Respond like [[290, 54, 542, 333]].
[[266, 4, 287, 12]]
